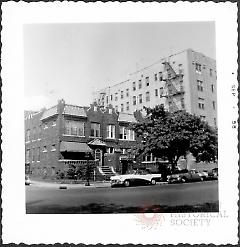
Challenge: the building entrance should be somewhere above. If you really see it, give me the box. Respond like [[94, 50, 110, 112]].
[[95, 149, 102, 166]]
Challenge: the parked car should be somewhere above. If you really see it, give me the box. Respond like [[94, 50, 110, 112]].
[[110, 170, 162, 187], [167, 169, 203, 183], [25, 175, 31, 185], [208, 168, 218, 179], [195, 170, 209, 180]]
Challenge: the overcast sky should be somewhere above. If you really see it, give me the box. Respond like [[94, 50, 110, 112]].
[[24, 22, 215, 111]]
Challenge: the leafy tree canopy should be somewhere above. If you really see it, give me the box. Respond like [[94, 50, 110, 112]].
[[130, 105, 218, 170]]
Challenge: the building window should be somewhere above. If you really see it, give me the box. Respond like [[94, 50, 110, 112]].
[[159, 87, 164, 97], [51, 144, 56, 151], [132, 82, 136, 91], [38, 126, 41, 140], [154, 74, 158, 81], [212, 101, 216, 110], [110, 95, 113, 101], [107, 147, 114, 154], [138, 80, 142, 89], [181, 98, 185, 109], [107, 125, 115, 139], [146, 91, 150, 102], [109, 108, 112, 114], [44, 123, 48, 129], [121, 104, 124, 112], [178, 64, 183, 74], [198, 98, 205, 110], [195, 63, 202, 73], [106, 96, 109, 104], [133, 96, 136, 105], [197, 80, 204, 91], [159, 72, 163, 81], [155, 89, 158, 97], [32, 148, 35, 162], [210, 68, 213, 76], [26, 149, 30, 163], [119, 126, 135, 141], [121, 91, 124, 99], [90, 122, 100, 137], [115, 105, 118, 112], [126, 89, 129, 97], [37, 147, 40, 161], [115, 93, 118, 101], [43, 146, 47, 152], [211, 84, 214, 93], [167, 68, 171, 78], [144, 153, 154, 162], [33, 127, 37, 140], [26, 129, 30, 142], [145, 77, 149, 86], [214, 118, 217, 126], [65, 120, 85, 136], [126, 102, 129, 111], [139, 94, 143, 104]]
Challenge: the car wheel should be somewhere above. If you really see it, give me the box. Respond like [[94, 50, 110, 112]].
[[151, 179, 156, 185], [124, 180, 130, 187]]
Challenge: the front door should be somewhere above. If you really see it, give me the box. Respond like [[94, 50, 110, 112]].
[[95, 149, 102, 166]]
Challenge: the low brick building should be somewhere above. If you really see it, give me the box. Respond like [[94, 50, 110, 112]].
[[25, 99, 142, 179]]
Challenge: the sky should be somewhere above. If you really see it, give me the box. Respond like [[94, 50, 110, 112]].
[[24, 22, 216, 111]]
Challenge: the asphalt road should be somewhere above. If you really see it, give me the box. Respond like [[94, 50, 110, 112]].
[[26, 180, 218, 214]]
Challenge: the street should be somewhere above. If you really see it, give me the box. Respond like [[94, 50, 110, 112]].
[[26, 180, 218, 214]]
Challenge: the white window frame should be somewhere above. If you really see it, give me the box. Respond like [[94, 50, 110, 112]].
[[126, 102, 130, 111], [133, 96, 136, 105], [107, 125, 115, 139], [119, 126, 135, 141], [146, 91, 150, 102], [43, 146, 47, 152], [26, 149, 30, 163], [64, 120, 85, 137], [90, 122, 101, 137], [145, 77, 150, 86], [26, 129, 30, 142], [51, 144, 56, 151]]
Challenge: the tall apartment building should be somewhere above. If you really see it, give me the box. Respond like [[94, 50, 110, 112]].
[[93, 49, 217, 127]]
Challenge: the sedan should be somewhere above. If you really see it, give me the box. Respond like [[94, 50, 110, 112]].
[[167, 169, 203, 183], [110, 170, 162, 187]]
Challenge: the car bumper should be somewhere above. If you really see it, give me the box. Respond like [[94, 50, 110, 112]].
[[167, 177, 182, 183], [110, 180, 124, 187]]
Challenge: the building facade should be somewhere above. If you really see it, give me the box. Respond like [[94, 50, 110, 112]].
[[25, 100, 141, 178], [93, 49, 217, 127]]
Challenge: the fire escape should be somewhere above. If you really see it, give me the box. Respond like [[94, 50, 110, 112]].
[[160, 60, 185, 112]]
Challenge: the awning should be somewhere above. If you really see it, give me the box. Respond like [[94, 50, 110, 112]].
[[60, 141, 92, 153]]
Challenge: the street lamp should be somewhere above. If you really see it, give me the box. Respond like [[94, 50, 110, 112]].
[[85, 152, 91, 186]]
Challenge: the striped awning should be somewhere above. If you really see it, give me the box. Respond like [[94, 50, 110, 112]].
[[60, 142, 92, 153]]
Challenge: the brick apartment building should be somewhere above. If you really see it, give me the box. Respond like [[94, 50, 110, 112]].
[[25, 99, 143, 178], [93, 48, 217, 127]]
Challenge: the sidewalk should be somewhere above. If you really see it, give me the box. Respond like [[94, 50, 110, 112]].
[[29, 179, 111, 189]]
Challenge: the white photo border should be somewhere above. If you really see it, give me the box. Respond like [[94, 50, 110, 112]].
[[1, 2, 238, 245]]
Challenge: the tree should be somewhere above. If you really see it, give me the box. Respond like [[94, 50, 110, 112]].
[[130, 105, 217, 171]]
